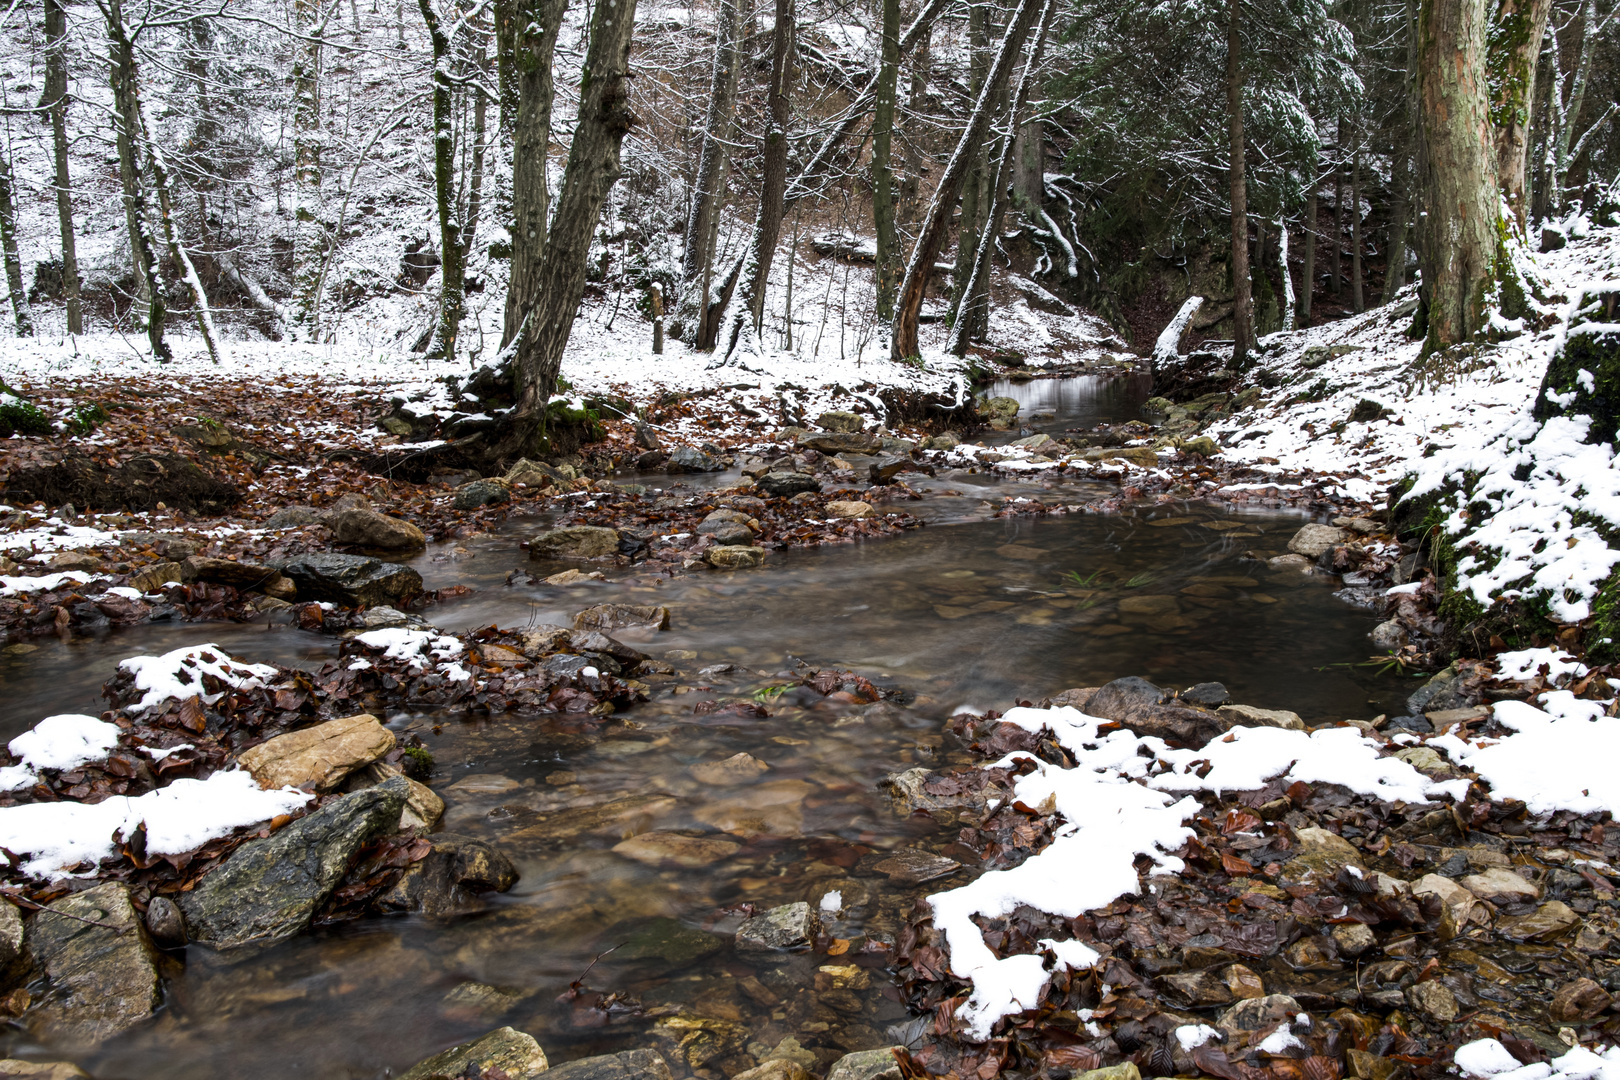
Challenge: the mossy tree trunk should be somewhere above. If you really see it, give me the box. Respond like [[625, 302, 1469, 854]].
[[501, 0, 566, 348], [1227, 0, 1252, 365], [106, 0, 169, 360], [1417, 0, 1515, 350], [1487, 0, 1552, 232], [507, 0, 639, 432]]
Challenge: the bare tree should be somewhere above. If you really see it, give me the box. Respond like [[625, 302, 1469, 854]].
[[871, 0, 901, 320], [1227, 0, 1252, 364], [501, 0, 567, 347], [42, 0, 81, 334]]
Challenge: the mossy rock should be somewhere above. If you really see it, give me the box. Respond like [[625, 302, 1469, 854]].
[[0, 383, 51, 438], [1588, 565, 1620, 666], [1533, 285, 1620, 443]]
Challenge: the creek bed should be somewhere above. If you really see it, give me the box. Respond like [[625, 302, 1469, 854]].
[[0, 470, 1407, 1080]]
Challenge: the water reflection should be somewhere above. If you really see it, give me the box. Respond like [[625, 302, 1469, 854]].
[[984, 371, 1154, 433]]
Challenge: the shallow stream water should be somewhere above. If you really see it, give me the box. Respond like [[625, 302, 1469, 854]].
[[0, 436, 1408, 1079]]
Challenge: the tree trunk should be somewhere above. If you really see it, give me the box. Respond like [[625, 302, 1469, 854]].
[[949, 0, 1057, 356], [1301, 186, 1315, 321], [677, 0, 742, 338], [1550, 0, 1598, 212], [872, 0, 901, 321], [292, 0, 326, 332], [1488, 0, 1553, 231], [419, 0, 464, 363], [137, 102, 222, 364], [1012, 113, 1043, 211], [0, 150, 34, 337], [43, 0, 81, 335], [508, 0, 640, 424], [1418, 0, 1510, 349], [1278, 220, 1295, 331], [502, 0, 567, 347], [107, 0, 168, 360], [1351, 129, 1364, 313], [493, 0, 519, 132], [720, 0, 796, 356], [891, 0, 1040, 361], [1386, 0, 1418, 295], [1330, 150, 1344, 298], [950, 3, 994, 331], [465, 54, 488, 255], [1227, 0, 1252, 366]]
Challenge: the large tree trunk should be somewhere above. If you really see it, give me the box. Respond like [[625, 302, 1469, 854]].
[[1012, 114, 1044, 211], [1351, 124, 1364, 313], [1549, 0, 1601, 213], [1301, 185, 1315, 321], [677, 0, 742, 341], [419, 0, 464, 363], [1418, 0, 1511, 349], [720, 0, 795, 356], [291, 0, 326, 333], [949, 0, 1056, 356], [501, 0, 567, 348], [1227, 0, 1252, 366], [507, 0, 639, 424], [493, 0, 519, 132], [43, 0, 81, 335], [1386, 0, 1418, 296], [1488, 0, 1553, 231], [465, 47, 489, 255], [891, 0, 1039, 361], [871, 0, 901, 322], [0, 150, 34, 338], [107, 0, 169, 361], [950, 3, 995, 336]]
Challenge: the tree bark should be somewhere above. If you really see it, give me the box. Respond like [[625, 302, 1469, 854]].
[[493, 0, 519, 132], [1012, 113, 1043, 212], [1488, 0, 1553, 231], [1418, 0, 1509, 349], [0, 150, 34, 337], [891, 0, 1040, 361], [419, 0, 464, 363], [677, 0, 742, 339], [502, 0, 567, 347], [136, 102, 222, 363], [950, 2, 994, 333], [1351, 126, 1364, 313], [508, 0, 639, 424], [1550, 0, 1600, 213], [465, 50, 489, 255], [949, 0, 1057, 356], [871, 0, 901, 321], [291, 0, 328, 332], [1387, 0, 1418, 295], [43, 0, 81, 335], [1330, 149, 1344, 299], [1227, 0, 1252, 366], [106, 0, 169, 360], [720, 0, 796, 355], [1301, 186, 1315, 321]]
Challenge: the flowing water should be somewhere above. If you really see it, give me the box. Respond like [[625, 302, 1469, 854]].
[[0, 404, 1408, 1079]]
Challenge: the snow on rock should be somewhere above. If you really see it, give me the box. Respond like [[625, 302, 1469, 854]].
[[927, 704, 1468, 1040], [1430, 691, 1620, 816], [0, 518, 123, 554], [1495, 646, 1590, 684], [0, 769, 311, 881], [352, 628, 465, 671], [118, 644, 280, 714], [0, 571, 93, 596], [0, 714, 122, 791], [1454, 1040, 1620, 1080]]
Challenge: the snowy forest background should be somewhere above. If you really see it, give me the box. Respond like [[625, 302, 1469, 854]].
[[0, 0, 1614, 371]]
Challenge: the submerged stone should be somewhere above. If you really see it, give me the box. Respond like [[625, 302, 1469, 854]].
[[398, 1026, 548, 1080], [27, 883, 161, 1046]]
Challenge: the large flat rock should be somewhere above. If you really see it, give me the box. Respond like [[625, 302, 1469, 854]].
[[399, 1026, 548, 1080], [180, 776, 408, 949], [238, 714, 395, 792], [275, 553, 423, 607], [27, 883, 162, 1046], [546, 1049, 673, 1080]]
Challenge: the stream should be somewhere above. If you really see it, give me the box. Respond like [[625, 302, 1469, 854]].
[[0, 394, 1411, 1080]]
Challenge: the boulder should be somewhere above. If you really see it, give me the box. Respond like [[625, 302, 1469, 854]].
[[275, 553, 423, 607], [881, 767, 989, 813], [27, 883, 161, 1045], [506, 459, 566, 488], [1460, 867, 1540, 905], [0, 900, 23, 984], [264, 505, 325, 529], [1287, 524, 1349, 558], [530, 525, 621, 560], [736, 1061, 814, 1080], [867, 455, 908, 484], [756, 471, 821, 497], [922, 433, 960, 451], [399, 1027, 549, 1080], [1267, 554, 1312, 571], [1282, 828, 1365, 887], [380, 834, 519, 916], [1084, 676, 1224, 744], [237, 714, 395, 792], [544, 1050, 673, 1080], [573, 603, 670, 631], [982, 397, 1020, 424], [1406, 980, 1459, 1022], [696, 515, 754, 545], [667, 446, 723, 472], [707, 546, 765, 569], [1412, 874, 1483, 935], [796, 432, 882, 455], [825, 501, 875, 519], [1331, 923, 1376, 958], [736, 902, 816, 951], [179, 776, 409, 950], [1216, 703, 1305, 731], [1181, 682, 1231, 707], [327, 508, 426, 550], [817, 411, 866, 433], [453, 479, 511, 510], [826, 1048, 904, 1080], [1497, 900, 1580, 942]]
